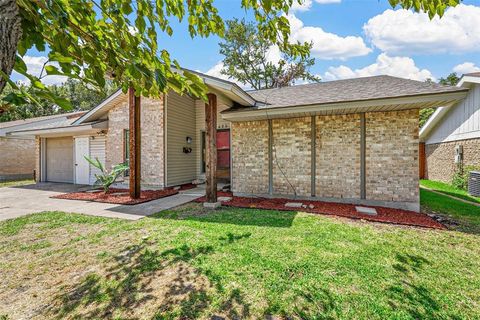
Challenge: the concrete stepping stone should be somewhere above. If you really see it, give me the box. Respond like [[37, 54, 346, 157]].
[[355, 206, 377, 215], [285, 202, 303, 208]]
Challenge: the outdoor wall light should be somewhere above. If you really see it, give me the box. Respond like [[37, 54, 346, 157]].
[[186, 136, 192, 144]]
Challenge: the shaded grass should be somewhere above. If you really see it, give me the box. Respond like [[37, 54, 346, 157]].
[[0, 205, 479, 319], [420, 179, 480, 204], [420, 188, 480, 234], [0, 179, 35, 188]]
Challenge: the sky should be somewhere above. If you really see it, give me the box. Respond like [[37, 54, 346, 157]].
[[14, 0, 480, 87]]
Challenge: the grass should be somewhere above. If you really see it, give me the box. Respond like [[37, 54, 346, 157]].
[[1, 205, 480, 319], [420, 188, 480, 234], [0, 179, 34, 188], [420, 179, 480, 204]]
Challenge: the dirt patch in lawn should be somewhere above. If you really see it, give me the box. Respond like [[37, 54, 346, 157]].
[[195, 192, 445, 230], [51, 188, 178, 205], [0, 220, 246, 320]]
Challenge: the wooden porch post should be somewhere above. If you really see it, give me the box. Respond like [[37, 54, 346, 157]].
[[129, 87, 141, 199], [419, 142, 426, 179], [204, 93, 219, 206]]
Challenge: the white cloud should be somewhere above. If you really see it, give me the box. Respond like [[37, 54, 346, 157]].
[[291, 0, 341, 12], [323, 53, 434, 81], [453, 62, 480, 75], [203, 61, 250, 89], [13, 55, 67, 85], [287, 14, 371, 60], [363, 4, 480, 55]]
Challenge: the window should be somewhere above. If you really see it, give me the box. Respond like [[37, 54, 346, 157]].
[[124, 129, 130, 176]]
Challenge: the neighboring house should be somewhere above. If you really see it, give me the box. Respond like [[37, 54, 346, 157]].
[[8, 74, 467, 212], [0, 112, 84, 181], [420, 73, 480, 183]]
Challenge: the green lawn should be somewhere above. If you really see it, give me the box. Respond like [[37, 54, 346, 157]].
[[0, 179, 35, 188], [1, 204, 479, 319], [420, 179, 480, 204], [420, 188, 480, 234]]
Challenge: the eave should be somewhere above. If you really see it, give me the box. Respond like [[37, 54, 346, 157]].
[[7, 120, 108, 137], [222, 91, 467, 122]]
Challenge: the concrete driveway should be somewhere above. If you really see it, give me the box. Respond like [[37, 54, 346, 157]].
[[0, 183, 204, 222]]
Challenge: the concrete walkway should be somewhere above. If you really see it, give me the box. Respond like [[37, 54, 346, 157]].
[[0, 183, 204, 222]]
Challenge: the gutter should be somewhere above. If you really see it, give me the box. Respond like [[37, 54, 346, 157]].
[[222, 91, 467, 121]]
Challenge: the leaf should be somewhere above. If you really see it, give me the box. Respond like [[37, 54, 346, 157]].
[[48, 52, 74, 64], [53, 97, 73, 110], [45, 65, 64, 76], [14, 56, 28, 74]]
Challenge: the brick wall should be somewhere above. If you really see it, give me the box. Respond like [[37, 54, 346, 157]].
[[272, 117, 311, 196], [0, 137, 36, 179], [106, 96, 165, 186], [231, 109, 419, 207], [365, 109, 419, 202], [231, 120, 269, 194], [426, 138, 480, 183], [316, 114, 361, 199]]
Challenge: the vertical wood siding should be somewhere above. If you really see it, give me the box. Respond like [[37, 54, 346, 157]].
[[427, 84, 480, 144], [89, 135, 106, 185], [166, 92, 196, 186]]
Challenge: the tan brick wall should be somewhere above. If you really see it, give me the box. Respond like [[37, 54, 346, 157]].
[[230, 110, 419, 207], [272, 117, 311, 196], [316, 114, 361, 199], [426, 138, 480, 183], [231, 120, 269, 194], [0, 137, 36, 178], [365, 109, 419, 202], [106, 96, 165, 186]]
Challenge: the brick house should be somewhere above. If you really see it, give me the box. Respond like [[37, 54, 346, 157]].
[[8, 74, 467, 212], [0, 112, 84, 182], [420, 73, 480, 184]]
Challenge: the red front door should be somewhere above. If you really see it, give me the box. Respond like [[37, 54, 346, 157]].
[[216, 130, 230, 182]]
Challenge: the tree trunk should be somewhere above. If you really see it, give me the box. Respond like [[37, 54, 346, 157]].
[[0, 0, 22, 94]]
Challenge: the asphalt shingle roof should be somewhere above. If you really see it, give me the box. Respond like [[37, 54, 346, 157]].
[[6, 113, 86, 133], [0, 111, 85, 129], [246, 75, 466, 109], [465, 72, 480, 77]]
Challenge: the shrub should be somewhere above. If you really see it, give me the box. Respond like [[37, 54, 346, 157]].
[[452, 165, 480, 191], [85, 156, 128, 193]]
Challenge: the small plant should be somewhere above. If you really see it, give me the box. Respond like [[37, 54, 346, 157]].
[[452, 165, 480, 191], [85, 156, 128, 194]]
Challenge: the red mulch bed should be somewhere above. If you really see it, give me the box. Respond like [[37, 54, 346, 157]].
[[52, 188, 179, 205], [195, 192, 445, 230]]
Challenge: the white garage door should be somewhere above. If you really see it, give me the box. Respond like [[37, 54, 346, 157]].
[[46, 137, 74, 183]]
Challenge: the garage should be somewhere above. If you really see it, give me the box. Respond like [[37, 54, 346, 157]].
[[45, 137, 74, 183]]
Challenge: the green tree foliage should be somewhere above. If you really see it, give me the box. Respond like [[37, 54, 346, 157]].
[[389, 0, 461, 19], [420, 72, 461, 128], [1, 0, 310, 110], [0, 79, 115, 122], [219, 19, 319, 90], [0, 0, 460, 111], [439, 72, 460, 86]]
